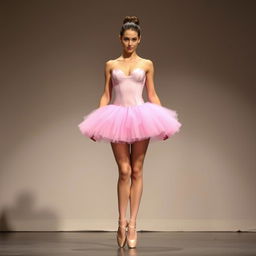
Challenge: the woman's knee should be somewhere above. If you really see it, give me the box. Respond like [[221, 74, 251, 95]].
[[131, 165, 143, 180], [118, 163, 132, 180]]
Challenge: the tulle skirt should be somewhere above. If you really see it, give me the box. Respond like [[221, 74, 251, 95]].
[[78, 102, 182, 144]]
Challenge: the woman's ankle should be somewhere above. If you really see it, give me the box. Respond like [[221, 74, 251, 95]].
[[129, 218, 136, 224]]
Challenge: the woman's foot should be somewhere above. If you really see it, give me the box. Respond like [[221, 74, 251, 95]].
[[127, 219, 137, 248], [116, 219, 128, 248]]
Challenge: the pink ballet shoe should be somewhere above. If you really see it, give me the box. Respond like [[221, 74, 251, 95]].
[[116, 219, 128, 248], [127, 220, 137, 248]]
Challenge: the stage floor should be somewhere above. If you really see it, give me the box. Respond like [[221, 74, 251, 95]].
[[1, 231, 256, 255]]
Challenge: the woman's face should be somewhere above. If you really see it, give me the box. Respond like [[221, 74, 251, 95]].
[[119, 29, 141, 53]]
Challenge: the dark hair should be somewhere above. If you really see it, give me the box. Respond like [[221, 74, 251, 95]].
[[120, 15, 141, 38]]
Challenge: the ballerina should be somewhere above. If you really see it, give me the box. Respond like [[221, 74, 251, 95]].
[[78, 15, 182, 248]]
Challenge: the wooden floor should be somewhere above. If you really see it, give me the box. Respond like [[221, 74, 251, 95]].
[[1, 231, 256, 255]]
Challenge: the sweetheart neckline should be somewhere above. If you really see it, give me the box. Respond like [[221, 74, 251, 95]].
[[111, 68, 146, 77]]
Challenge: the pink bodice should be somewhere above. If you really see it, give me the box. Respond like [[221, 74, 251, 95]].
[[110, 68, 146, 106]]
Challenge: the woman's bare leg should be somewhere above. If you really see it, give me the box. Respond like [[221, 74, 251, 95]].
[[110, 142, 131, 223], [128, 138, 150, 239]]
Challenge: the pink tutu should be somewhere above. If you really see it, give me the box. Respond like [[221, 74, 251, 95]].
[[78, 102, 182, 144], [78, 67, 182, 143]]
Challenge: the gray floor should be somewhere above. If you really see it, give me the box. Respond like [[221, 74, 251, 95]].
[[0, 231, 256, 256]]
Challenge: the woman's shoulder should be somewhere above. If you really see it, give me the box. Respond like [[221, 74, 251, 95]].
[[104, 58, 124, 70], [138, 57, 154, 65], [105, 59, 117, 69], [103, 59, 115, 71], [142, 58, 153, 64]]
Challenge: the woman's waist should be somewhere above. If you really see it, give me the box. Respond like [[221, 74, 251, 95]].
[[111, 97, 145, 107]]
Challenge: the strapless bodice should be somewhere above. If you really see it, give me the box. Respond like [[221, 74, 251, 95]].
[[110, 68, 146, 106]]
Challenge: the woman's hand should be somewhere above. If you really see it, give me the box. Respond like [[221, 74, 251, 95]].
[[163, 135, 169, 140], [90, 136, 96, 142]]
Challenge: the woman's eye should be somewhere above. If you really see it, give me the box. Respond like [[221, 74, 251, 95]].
[[123, 38, 137, 41]]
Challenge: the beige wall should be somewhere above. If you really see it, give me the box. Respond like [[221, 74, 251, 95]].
[[0, 0, 255, 231]]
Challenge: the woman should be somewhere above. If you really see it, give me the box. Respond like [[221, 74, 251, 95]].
[[78, 15, 182, 248]]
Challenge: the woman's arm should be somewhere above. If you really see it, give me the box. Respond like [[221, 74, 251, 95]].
[[89, 61, 113, 141], [145, 60, 162, 106], [98, 60, 113, 108]]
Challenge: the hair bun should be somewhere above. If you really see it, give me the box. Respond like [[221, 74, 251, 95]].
[[123, 16, 140, 26]]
